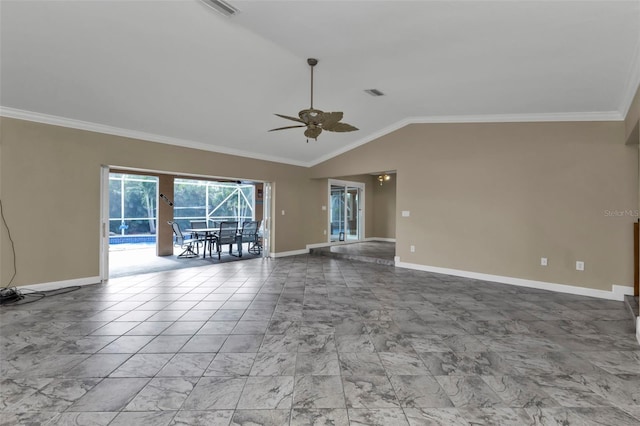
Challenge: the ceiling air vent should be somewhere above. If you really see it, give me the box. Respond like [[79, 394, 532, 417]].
[[364, 88, 385, 97], [200, 0, 239, 17]]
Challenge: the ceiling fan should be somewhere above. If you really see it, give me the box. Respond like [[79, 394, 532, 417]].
[[269, 58, 358, 142]]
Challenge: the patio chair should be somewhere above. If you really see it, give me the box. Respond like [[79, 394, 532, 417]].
[[190, 220, 216, 257], [168, 221, 202, 258], [189, 220, 207, 229], [215, 221, 239, 259], [240, 220, 262, 255]]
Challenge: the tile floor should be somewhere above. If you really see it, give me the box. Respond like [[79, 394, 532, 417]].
[[1, 254, 639, 425], [312, 242, 396, 266]]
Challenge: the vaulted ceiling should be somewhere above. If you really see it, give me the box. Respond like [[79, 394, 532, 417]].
[[1, 1, 639, 166]]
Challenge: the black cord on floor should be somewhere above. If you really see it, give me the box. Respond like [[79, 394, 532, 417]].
[[0, 287, 23, 304], [0, 286, 82, 306]]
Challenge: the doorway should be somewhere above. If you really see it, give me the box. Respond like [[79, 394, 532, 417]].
[[100, 167, 272, 280], [329, 180, 364, 242]]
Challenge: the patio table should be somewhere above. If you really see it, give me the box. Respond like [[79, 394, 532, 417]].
[[185, 228, 243, 259]]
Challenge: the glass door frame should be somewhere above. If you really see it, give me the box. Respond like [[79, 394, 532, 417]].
[[262, 182, 272, 257], [328, 179, 365, 243], [100, 166, 109, 282]]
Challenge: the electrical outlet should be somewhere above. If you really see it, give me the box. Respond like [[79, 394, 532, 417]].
[[576, 261, 584, 271], [322, 205, 327, 211], [402, 211, 410, 217], [410, 245, 415, 253], [281, 210, 285, 215], [323, 229, 327, 235], [541, 257, 547, 266]]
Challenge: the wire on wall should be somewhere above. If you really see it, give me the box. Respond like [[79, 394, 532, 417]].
[[0, 198, 82, 306], [0, 199, 17, 287], [0, 197, 22, 305]]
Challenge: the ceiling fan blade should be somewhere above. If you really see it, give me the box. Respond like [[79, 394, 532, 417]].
[[304, 127, 322, 140], [321, 111, 344, 130], [268, 125, 306, 132], [323, 122, 358, 132], [274, 113, 307, 124], [271, 59, 358, 141]]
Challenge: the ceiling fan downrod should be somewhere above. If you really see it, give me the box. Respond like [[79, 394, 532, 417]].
[[308, 58, 317, 110]]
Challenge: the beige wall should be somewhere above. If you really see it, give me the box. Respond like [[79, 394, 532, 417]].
[[2, 114, 638, 294], [0, 117, 314, 286], [626, 84, 640, 307], [372, 175, 396, 239], [312, 121, 637, 292], [306, 178, 330, 243]]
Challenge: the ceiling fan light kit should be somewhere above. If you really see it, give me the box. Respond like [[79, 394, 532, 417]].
[[269, 58, 358, 142], [377, 174, 391, 185]]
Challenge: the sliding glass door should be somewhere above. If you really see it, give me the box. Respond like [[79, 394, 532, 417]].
[[329, 180, 364, 242]]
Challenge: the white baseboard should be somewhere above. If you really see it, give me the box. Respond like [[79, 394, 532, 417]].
[[270, 249, 309, 258], [612, 285, 635, 301], [16, 276, 102, 293], [306, 242, 330, 249], [365, 237, 396, 243], [306, 238, 396, 251], [395, 260, 633, 301]]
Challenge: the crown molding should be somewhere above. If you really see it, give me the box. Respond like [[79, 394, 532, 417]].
[[1, 106, 625, 169], [308, 110, 624, 167], [407, 111, 624, 123], [0, 107, 309, 167]]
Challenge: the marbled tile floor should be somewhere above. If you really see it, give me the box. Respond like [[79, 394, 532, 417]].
[[312, 242, 396, 266], [1, 255, 639, 425]]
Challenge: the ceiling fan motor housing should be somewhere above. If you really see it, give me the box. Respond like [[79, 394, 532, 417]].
[[299, 108, 323, 124]]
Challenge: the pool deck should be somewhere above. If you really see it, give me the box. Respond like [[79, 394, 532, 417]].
[[108, 244, 261, 278]]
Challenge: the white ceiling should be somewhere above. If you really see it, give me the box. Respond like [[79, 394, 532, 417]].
[[1, 0, 639, 167]]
